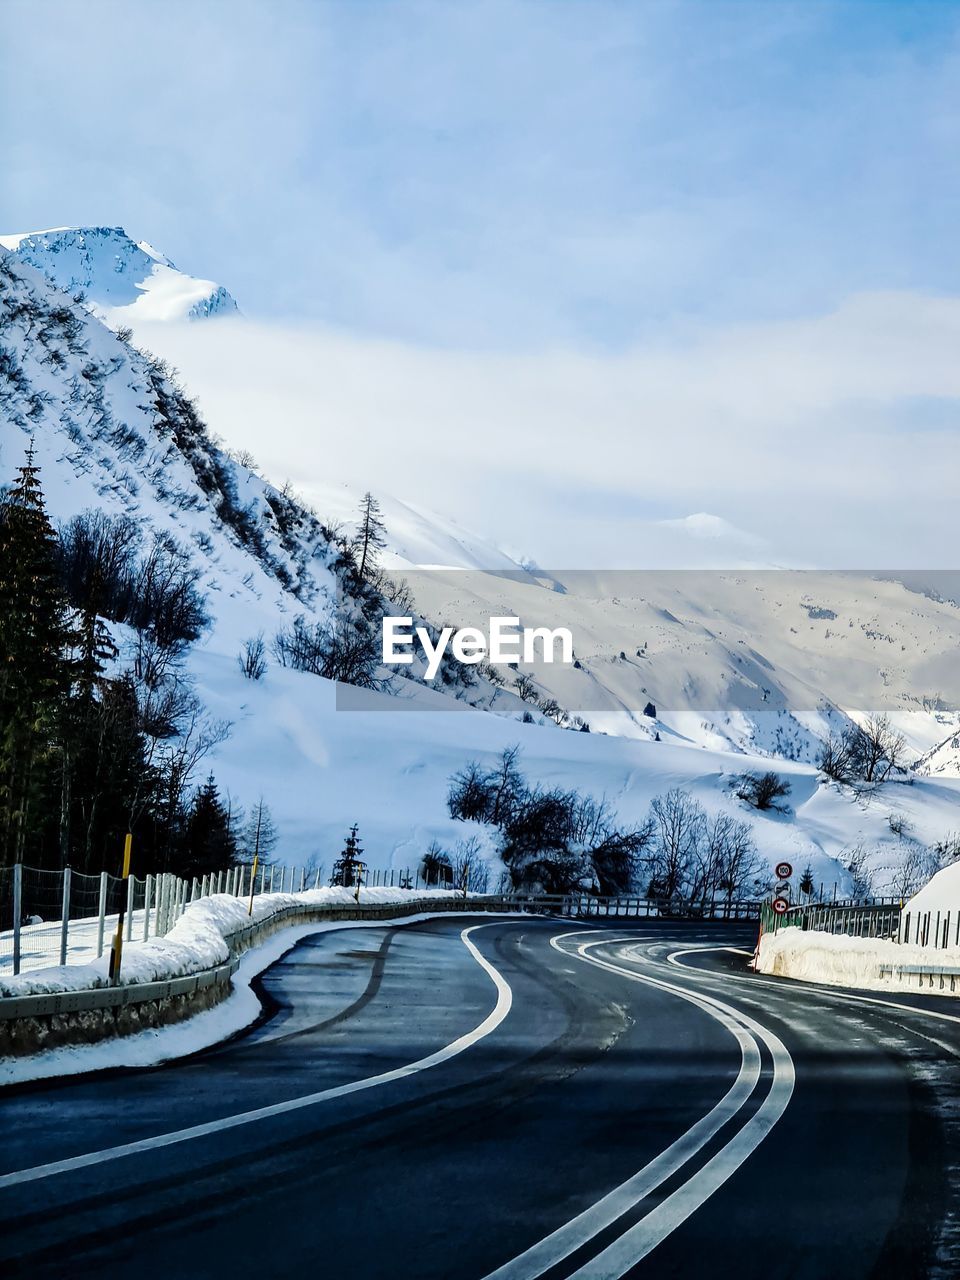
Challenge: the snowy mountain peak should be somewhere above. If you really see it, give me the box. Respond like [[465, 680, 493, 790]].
[[0, 225, 239, 324]]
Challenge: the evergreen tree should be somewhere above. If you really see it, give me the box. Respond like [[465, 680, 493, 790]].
[[351, 493, 386, 581], [0, 446, 76, 864], [330, 823, 365, 887], [57, 606, 118, 868], [182, 774, 237, 876]]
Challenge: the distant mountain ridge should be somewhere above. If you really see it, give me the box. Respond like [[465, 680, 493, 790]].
[[0, 226, 239, 324]]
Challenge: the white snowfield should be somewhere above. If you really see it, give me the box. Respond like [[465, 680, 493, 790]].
[[755, 925, 960, 993], [0, 887, 460, 1000]]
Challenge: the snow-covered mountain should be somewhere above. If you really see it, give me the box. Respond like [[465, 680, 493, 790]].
[[4, 230, 960, 894], [0, 227, 239, 324]]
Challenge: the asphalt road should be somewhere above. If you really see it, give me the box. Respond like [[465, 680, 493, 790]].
[[2, 914, 960, 1279]]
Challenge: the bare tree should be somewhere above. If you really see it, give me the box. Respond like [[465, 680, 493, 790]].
[[238, 634, 267, 680], [452, 835, 490, 893], [513, 672, 538, 703], [845, 842, 875, 900], [734, 771, 791, 812], [820, 714, 906, 786], [851, 714, 906, 784], [649, 789, 707, 899]]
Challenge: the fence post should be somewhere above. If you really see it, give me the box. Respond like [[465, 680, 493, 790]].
[[269, 865, 275, 893], [59, 867, 72, 966], [12, 863, 22, 976], [126, 874, 135, 942], [314, 867, 321, 890], [143, 875, 152, 941], [96, 870, 108, 958], [300, 867, 306, 893]]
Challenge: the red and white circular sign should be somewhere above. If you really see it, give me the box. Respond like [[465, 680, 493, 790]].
[[772, 896, 790, 915], [775, 861, 793, 881]]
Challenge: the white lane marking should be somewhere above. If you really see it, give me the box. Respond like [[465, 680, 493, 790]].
[[656, 940, 960, 1027], [480, 932, 782, 1280], [564, 940, 794, 1279], [0, 924, 514, 1191]]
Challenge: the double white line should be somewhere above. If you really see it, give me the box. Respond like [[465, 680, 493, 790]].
[[482, 931, 795, 1280]]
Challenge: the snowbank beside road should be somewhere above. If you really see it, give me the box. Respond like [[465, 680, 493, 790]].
[[756, 926, 960, 993], [0, 887, 462, 999]]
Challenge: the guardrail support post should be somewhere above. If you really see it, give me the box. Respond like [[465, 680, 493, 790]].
[[59, 867, 71, 966], [12, 863, 22, 976]]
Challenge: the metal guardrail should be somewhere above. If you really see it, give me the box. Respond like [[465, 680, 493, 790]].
[[505, 893, 762, 920], [878, 963, 960, 991], [0, 957, 240, 1021], [761, 900, 903, 941]]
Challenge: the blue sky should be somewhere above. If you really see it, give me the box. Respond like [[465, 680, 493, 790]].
[[6, 0, 960, 349]]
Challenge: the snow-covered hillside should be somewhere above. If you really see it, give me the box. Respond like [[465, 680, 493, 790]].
[[0, 227, 238, 324], [311, 495, 960, 764], [4, 231, 960, 897]]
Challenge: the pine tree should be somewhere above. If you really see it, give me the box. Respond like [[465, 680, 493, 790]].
[[58, 606, 118, 868], [351, 493, 386, 581], [0, 445, 76, 864], [330, 823, 365, 887], [183, 774, 237, 876]]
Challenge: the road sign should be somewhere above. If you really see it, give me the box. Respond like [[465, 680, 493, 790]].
[[775, 861, 793, 881], [772, 896, 790, 915]]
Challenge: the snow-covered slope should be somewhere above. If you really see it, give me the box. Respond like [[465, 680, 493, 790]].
[[0, 250, 332, 663], [0, 227, 238, 324]]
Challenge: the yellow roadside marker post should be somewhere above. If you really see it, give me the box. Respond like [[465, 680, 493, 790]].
[[108, 832, 133, 985]]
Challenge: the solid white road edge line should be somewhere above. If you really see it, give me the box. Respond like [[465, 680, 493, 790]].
[[479, 930, 768, 1280], [0, 923, 514, 1191]]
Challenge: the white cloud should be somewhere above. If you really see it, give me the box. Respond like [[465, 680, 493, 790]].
[[134, 286, 960, 570]]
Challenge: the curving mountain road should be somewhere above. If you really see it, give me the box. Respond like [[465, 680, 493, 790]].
[[1, 915, 959, 1278]]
